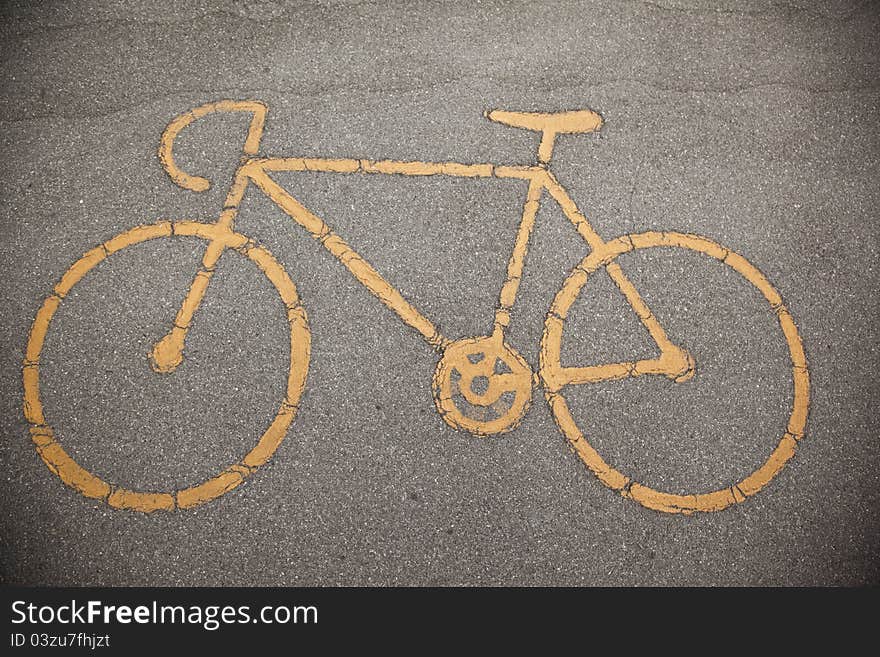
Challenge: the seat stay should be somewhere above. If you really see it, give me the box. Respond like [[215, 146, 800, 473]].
[[540, 174, 691, 385], [485, 108, 603, 164]]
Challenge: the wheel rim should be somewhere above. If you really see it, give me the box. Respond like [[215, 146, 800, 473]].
[[23, 221, 310, 512], [539, 231, 809, 514]]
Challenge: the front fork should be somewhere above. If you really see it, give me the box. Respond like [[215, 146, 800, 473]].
[[150, 166, 252, 373]]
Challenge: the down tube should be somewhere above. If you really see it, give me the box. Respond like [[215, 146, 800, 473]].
[[247, 168, 449, 351]]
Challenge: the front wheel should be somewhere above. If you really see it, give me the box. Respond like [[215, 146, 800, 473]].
[[22, 221, 311, 512], [539, 231, 810, 514]]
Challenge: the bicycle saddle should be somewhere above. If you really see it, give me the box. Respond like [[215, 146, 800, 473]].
[[485, 109, 603, 134]]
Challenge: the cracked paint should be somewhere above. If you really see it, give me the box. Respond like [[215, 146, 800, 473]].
[[23, 99, 809, 514]]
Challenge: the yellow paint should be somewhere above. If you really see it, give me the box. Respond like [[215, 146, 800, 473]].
[[486, 109, 603, 164], [159, 100, 266, 192], [539, 233, 810, 514], [24, 100, 809, 514], [24, 221, 310, 512], [432, 335, 533, 435], [108, 489, 175, 513]]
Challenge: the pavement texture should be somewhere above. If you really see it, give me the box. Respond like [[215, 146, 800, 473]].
[[1, 0, 878, 585]]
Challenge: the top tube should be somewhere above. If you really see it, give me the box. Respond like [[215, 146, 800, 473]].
[[249, 156, 545, 182]]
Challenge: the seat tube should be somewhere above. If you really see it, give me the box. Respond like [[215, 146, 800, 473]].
[[493, 174, 544, 338]]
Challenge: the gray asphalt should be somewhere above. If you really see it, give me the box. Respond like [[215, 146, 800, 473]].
[[1, 0, 878, 585]]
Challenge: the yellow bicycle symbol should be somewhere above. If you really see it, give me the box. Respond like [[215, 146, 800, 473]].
[[23, 100, 810, 514]]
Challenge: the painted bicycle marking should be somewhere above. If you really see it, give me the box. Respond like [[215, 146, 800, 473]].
[[23, 100, 809, 514]]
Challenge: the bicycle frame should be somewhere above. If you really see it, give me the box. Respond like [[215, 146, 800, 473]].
[[22, 99, 808, 513], [152, 100, 693, 388]]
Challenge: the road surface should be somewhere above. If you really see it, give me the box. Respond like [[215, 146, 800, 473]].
[[1, 0, 877, 585]]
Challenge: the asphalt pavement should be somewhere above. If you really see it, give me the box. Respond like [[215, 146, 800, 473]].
[[1, 0, 878, 585]]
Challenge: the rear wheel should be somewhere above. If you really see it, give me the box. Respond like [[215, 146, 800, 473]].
[[539, 231, 809, 514]]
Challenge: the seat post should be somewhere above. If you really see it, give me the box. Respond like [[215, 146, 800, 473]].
[[537, 130, 560, 166]]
